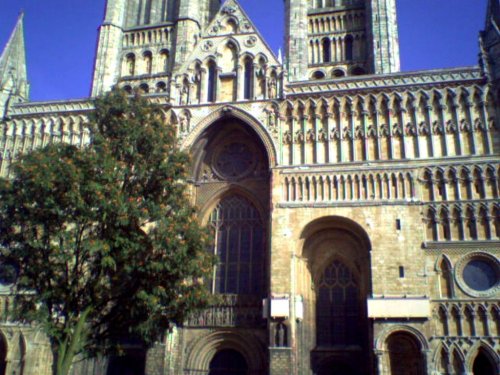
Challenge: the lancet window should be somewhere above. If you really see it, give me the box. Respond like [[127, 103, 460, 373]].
[[209, 195, 264, 296]]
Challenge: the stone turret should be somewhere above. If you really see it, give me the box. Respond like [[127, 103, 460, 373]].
[[284, 0, 309, 81], [0, 13, 29, 119], [91, 0, 128, 96], [367, 0, 400, 74]]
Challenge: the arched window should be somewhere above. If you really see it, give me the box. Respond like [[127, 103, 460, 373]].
[[123, 85, 133, 94], [125, 53, 136, 76], [160, 50, 169, 72], [386, 333, 425, 375], [312, 71, 325, 80], [156, 81, 166, 93], [332, 69, 345, 78], [438, 257, 453, 298], [243, 57, 253, 100], [143, 51, 153, 75], [316, 260, 360, 346], [345, 35, 354, 61], [207, 60, 217, 102], [209, 195, 264, 295], [322, 38, 331, 63], [139, 83, 149, 94]]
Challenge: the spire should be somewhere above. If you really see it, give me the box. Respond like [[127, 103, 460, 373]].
[[0, 12, 29, 118]]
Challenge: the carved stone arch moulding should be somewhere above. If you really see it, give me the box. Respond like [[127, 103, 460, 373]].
[[375, 325, 430, 352], [183, 330, 266, 373], [181, 105, 278, 167], [198, 184, 267, 226]]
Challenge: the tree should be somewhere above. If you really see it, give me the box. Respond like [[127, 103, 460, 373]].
[[0, 91, 213, 375]]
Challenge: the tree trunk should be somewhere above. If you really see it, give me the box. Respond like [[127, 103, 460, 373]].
[[53, 308, 91, 375]]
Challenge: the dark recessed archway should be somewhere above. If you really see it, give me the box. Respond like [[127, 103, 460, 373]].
[[386, 332, 425, 375], [107, 347, 146, 375], [316, 360, 358, 375], [473, 350, 496, 375], [209, 349, 248, 375]]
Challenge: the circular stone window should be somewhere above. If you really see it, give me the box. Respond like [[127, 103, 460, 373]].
[[213, 142, 256, 180], [455, 252, 500, 298]]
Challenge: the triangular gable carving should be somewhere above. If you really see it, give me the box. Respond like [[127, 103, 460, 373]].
[[172, 0, 283, 105]]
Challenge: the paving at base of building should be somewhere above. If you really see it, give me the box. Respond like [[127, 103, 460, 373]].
[[0, 0, 499, 374]]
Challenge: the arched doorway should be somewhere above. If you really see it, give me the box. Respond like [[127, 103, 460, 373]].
[[386, 332, 424, 375], [300, 217, 372, 375], [472, 350, 496, 375], [209, 349, 248, 375], [0, 333, 6, 375]]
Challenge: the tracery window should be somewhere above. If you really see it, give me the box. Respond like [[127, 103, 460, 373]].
[[316, 260, 360, 346], [209, 195, 264, 295]]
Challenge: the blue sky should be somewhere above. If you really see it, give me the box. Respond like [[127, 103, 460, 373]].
[[0, 0, 486, 102]]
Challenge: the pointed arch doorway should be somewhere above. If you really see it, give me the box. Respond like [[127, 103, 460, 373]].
[[209, 349, 249, 375], [472, 350, 497, 375]]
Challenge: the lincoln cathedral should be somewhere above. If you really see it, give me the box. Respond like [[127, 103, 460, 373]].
[[0, 0, 499, 374]]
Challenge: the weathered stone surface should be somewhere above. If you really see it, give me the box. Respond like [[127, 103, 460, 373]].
[[0, 0, 499, 374]]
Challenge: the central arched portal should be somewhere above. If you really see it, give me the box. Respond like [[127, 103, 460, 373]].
[[191, 116, 270, 298], [185, 115, 270, 374]]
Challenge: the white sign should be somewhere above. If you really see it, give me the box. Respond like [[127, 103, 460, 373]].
[[367, 298, 430, 319]]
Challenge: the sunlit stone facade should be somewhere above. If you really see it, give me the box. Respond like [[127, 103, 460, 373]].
[[0, 0, 499, 374]]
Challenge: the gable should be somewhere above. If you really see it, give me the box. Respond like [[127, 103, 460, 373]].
[[174, 0, 281, 82]]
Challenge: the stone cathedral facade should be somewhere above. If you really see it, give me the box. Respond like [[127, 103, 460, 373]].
[[0, 0, 499, 374]]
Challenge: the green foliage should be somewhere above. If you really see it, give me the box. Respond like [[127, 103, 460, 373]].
[[0, 91, 213, 374]]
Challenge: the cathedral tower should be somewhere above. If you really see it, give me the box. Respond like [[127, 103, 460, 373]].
[[91, 0, 220, 96], [285, 0, 400, 82]]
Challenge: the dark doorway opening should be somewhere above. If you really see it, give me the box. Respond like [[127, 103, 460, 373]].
[[209, 349, 248, 375], [107, 348, 146, 375], [316, 360, 357, 375], [473, 351, 496, 375]]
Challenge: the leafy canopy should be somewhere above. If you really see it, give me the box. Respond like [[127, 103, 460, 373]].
[[0, 91, 213, 373]]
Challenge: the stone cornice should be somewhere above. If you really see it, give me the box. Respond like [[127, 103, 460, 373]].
[[286, 67, 485, 96], [9, 98, 94, 117]]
